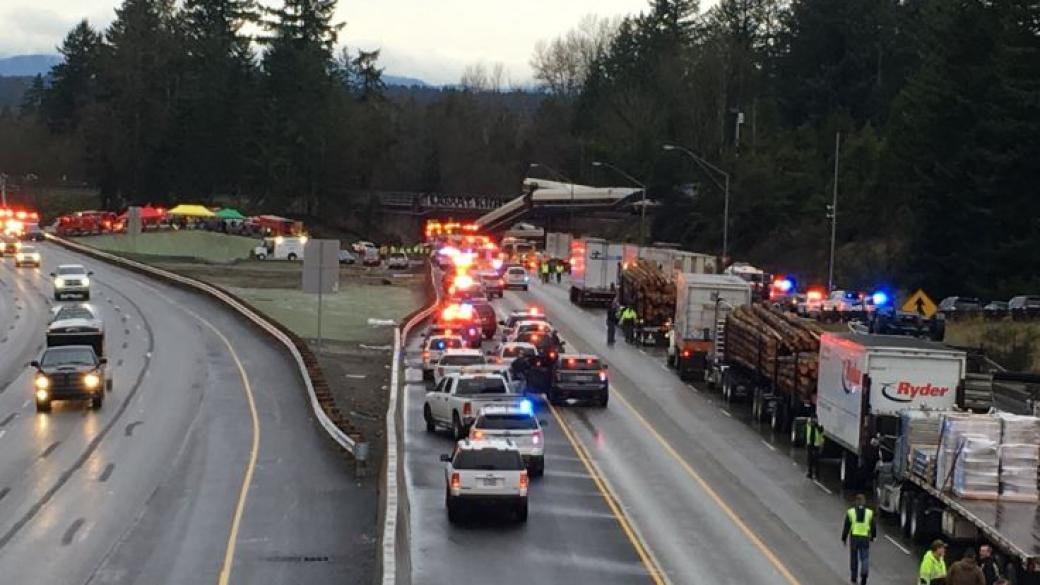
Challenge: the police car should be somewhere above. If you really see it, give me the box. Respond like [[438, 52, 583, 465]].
[[469, 404, 546, 477], [440, 438, 529, 523]]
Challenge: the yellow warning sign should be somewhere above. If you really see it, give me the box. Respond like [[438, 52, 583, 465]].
[[902, 289, 938, 318]]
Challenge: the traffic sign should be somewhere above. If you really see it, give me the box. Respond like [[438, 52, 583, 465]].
[[902, 289, 937, 318]]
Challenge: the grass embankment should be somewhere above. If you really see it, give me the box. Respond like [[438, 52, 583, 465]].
[[75, 231, 257, 263], [945, 318, 1040, 371]]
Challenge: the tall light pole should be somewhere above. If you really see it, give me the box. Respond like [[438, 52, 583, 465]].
[[529, 162, 575, 230], [827, 132, 841, 292], [0, 173, 7, 207], [662, 144, 730, 263], [592, 160, 648, 245]]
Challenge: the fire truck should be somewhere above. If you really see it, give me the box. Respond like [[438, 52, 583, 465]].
[[55, 211, 118, 236], [1, 207, 40, 238]]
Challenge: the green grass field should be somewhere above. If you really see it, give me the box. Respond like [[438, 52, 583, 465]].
[[946, 318, 1040, 371], [75, 231, 258, 263]]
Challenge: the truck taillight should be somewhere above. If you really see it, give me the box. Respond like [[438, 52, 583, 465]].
[[532, 431, 541, 445], [471, 430, 484, 440], [463, 402, 472, 416], [422, 351, 430, 360], [450, 472, 461, 490], [519, 471, 529, 489], [681, 349, 691, 358], [599, 371, 608, 382]]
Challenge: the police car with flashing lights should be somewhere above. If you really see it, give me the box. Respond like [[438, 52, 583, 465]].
[[422, 335, 465, 379], [440, 438, 529, 523], [469, 404, 546, 477]]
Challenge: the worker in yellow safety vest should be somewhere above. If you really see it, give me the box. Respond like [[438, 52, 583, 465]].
[[841, 493, 876, 585], [619, 306, 637, 342], [918, 540, 947, 585], [539, 261, 550, 283], [805, 415, 825, 480]]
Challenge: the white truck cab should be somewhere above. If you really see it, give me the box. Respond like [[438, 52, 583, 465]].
[[254, 236, 307, 261]]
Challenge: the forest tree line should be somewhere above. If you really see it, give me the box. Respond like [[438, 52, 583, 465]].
[[0, 0, 1037, 297]]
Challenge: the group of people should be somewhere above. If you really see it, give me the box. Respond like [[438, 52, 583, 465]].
[[842, 494, 1009, 585], [538, 260, 565, 284], [606, 304, 638, 345]]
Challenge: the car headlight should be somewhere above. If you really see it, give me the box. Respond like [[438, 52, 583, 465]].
[[83, 373, 100, 389], [36, 389, 48, 401], [54, 277, 65, 288], [81, 277, 90, 287], [34, 375, 50, 390]]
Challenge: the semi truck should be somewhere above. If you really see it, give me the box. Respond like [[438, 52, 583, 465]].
[[544, 233, 572, 263], [670, 273, 751, 381], [569, 238, 622, 306], [815, 333, 966, 489]]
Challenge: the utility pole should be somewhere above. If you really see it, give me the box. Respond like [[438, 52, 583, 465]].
[[0, 173, 7, 207], [827, 132, 841, 292]]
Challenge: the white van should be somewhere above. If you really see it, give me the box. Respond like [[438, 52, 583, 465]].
[[254, 236, 307, 261]]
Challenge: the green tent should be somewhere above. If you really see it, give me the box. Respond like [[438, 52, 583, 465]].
[[215, 208, 246, 220]]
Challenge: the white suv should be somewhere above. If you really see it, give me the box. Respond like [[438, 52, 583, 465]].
[[470, 405, 545, 476], [51, 264, 93, 300], [440, 438, 529, 523], [433, 348, 486, 384], [504, 266, 529, 291]]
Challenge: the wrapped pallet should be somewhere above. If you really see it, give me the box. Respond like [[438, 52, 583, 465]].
[[953, 436, 1000, 499], [997, 413, 1040, 444], [936, 414, 1001, 491], [999, 444, 1039, 502]]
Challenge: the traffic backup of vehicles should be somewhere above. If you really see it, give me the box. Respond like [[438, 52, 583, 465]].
[[441, 439, 529, 523], [424, 372, 519, 440], [30, 346, 109, 411], [422, 335, 465, 379], [51, 264, 93, 300], [549, 354, 609, 406], [469, 405, 545, 477]]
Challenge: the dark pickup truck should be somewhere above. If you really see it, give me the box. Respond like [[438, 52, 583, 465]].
[[31, 345, 109, 411]]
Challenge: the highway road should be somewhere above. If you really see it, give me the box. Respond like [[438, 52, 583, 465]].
[[0, 242, 372, 585], [509, 278, 922, 584]]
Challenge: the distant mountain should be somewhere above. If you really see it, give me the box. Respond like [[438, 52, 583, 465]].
[[0, 54, 61, 77], [384, 74, 428, 88]]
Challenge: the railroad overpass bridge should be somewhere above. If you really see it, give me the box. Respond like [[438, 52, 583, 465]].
[[377, 179, 643, 239]]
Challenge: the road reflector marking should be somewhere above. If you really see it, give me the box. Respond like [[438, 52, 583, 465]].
[[885, 534, 911, 555], [720, 409, 732, 418], [812, 480, 832, 495], [761, 440, 777, 452]]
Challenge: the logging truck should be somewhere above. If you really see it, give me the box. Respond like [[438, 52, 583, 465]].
[[618, 258, 676, 346], [707, 304, 823, 438]]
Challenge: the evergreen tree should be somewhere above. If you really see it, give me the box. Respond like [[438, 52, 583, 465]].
[[43, 20, 104, 133]]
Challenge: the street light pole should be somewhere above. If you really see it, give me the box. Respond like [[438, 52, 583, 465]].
[[662, 144, 730, 262], [592, 160, 648, 245], [827, 131, 841, 292]]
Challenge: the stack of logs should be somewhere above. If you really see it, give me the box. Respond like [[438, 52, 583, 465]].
[[724, 305, 823, 400], [620, 258, 676, 326]]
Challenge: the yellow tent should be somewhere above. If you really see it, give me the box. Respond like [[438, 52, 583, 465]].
[[167, 204, 215, 217]]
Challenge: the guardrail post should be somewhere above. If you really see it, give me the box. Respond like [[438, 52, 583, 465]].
[[354, 442, 370, 477]]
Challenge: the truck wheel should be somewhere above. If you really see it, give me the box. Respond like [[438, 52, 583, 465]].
[[770, 402, 783, 431], [287, 253, 298, 261], [447, 495, 461, 524], [597, 391, 609, 407], [451, 412, 464, 441], [840, 451, 860, 489], [257, 253, 266, 260], [91, 393, 103, 410], [107, 378, 113, 392], [790, 418, 802, 446], [424, 405, 436, 433], [899, 492, 913, 535], [522, 285, 528, 291], [909, 497, 929, 543], [516, 501, 528, 523], [35, 399, 51, 413], [82, 292, 90, 300]]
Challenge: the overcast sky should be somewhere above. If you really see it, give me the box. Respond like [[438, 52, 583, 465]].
[[0, 0, 721, 84]]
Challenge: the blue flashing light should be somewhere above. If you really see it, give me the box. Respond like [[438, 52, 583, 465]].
[[518, 398, 534, 414], [872, 291, 890, 306], [779, 278, 794, 293]]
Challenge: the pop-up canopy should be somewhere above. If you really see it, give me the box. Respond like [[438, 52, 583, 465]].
[[215, 208, 246, 220], [167, 204, 215, 217]]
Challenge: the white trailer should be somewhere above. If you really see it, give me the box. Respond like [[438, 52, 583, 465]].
[[254, 236, 307, 261], [544, 233, 572, 261], [672, 274, 751, 381], [569, 238, 622, 306], [815, 333, 965, 488]]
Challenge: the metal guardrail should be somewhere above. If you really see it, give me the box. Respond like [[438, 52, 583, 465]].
[[380, 262, 440, 585], [45, 234, 368, 465]]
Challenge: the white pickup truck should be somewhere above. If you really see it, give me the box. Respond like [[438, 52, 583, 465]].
[[424, 372, 521, 440]]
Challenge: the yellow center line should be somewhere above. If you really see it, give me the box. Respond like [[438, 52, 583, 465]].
[[547, 401, 667, 585], [609, 388, 802, 585]]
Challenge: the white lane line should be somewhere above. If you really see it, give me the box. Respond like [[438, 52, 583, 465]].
[[885, 535, 911, 555], [686, 384, 699, 393], [21, 400, 30, 409], [720, 409, 732, 418], [813, 480, 833, 495], [760, 440, 777, 452], [0, 430, 6, 440]]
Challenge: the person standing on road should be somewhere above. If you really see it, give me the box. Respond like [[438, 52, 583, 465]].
[[841, 493, 876, 585], [606, 306, 617, 346], [978, 545, 1002, 585], [554, 262, 563, 283], [805, 415, 825, 480], [620, 306, 637, 343], [947, 549, 985, 585], [919, 540, 948, 585], [540, 261, 550, 283]]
